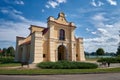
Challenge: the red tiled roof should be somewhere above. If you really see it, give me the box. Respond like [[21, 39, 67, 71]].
[[0, 50, 3, 53], [16, 36, 25, 39], [20, 41, 31, 46], [42, 28, 49, 35]]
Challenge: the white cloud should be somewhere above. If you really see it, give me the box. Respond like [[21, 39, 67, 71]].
[[84, 13, 119, 52], [12, 13, 27, 21], [3, 0, 24, 5], [0, 8, 47, 48], [0, 8, 27, 22], [0, 19, 47, 49], [91, 0, 117, 7], [91, 31, 96, 34], [92, 13, 108, 21], [97, 28, 108, 34], [42, 9, 45, 12], [0, 8, 47, 26], [84, 37, 118, 52], [91, 13, 108, 28], [0, 19, 47, 41], [97, 28, 109, 37], [0, 8, 9, 14], [46, 0, 67, 8], [86, 28, 97, 35], [48, 1, 58, 8], [107, 0, 117, 6], [98, 1, 104, 6], [106, 24, 114, 28], [0, 7, 22, 14], [56, 0, 66, 3], [1, 9, 8, 13], [86, 28, 91, 32], [0, 40, 15, 49], [15, 0, 24, 5], [45, 5, 50, 8], [91, 0, 97, 7], [0, 21, 28, 41], [91, 0, 104, 7], [13, 9, 22, 14]]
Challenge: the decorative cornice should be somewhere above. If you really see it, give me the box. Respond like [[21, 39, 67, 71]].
[[48, 20, 76, 28], [29, 25, 45, 30]]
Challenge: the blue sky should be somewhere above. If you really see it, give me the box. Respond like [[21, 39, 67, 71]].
[[0, 0, 120, 52]]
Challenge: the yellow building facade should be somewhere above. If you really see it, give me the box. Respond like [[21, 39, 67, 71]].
[[15, 12, 85, 63]]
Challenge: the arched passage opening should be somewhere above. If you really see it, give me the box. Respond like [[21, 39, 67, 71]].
[[58, 45, 67, 61]]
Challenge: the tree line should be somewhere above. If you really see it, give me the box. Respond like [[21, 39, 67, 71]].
[[0, 46, 15, 58], [85, 48, 120, 56], [116, 45, 120, 56]]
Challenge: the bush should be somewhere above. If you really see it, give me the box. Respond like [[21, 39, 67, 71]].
[[37, 61, 98, 69], [0, 57, 14, 63], [37, 62, 55, 69], [116, 56, 120, 63], [97, 58, 119, 63]]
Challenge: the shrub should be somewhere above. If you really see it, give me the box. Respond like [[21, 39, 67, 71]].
[[116, 58, 120, 63], [37, 61, 98, 69], [116, 56, 120, 63], [97, 58, 119, 63], [37, 62, 54, 69], [0, 57, 14, 63], [75, 62, 98, 69]]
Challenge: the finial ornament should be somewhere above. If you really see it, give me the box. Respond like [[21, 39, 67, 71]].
[[59, 12, 65, 18]]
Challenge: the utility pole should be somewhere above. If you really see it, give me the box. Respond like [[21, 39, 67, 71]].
[[118, 30, 120, 49], [119, 30, 120, 46], [118, 30, 120, 47], [117, 30, 120, 55]]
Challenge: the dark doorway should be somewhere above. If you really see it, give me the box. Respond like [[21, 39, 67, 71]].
[[58, 45, 66, 61]]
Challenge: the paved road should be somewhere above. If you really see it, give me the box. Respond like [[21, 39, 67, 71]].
[[0, 73, 120, 80]]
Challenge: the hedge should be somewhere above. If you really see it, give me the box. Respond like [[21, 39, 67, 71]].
[[0, 57, 14, 63], [97, 57, 120, 63], [37, 61, 98, 69]]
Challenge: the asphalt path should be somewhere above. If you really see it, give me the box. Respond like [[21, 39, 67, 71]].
[[0, 73, 120, 80]]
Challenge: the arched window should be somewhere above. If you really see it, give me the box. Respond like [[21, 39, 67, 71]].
[[59, 29, 65, 40]]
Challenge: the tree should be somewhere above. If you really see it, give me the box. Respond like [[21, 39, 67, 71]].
[[96, 48, 105, 55], [84, 51, 90, 56], [0, 48, 1, 54], [91, 52, 96, 55], [7, 46, 15, 57], [116, 46, 120, 56], [2, 48, 7, 57]]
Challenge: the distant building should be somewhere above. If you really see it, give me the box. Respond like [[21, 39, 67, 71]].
[[0, 50, 2, 53], [15, 12, 85, 63]]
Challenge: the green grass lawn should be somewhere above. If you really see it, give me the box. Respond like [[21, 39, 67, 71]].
[[86, 58, 99, 61], [0, 63, 21, 67], [0, 67, 120, 75]]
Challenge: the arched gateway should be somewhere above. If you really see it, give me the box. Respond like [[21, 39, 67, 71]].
[[58, 45, 67, 61]]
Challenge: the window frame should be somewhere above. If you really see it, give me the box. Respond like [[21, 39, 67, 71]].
[[59, 29, 65, 40]]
